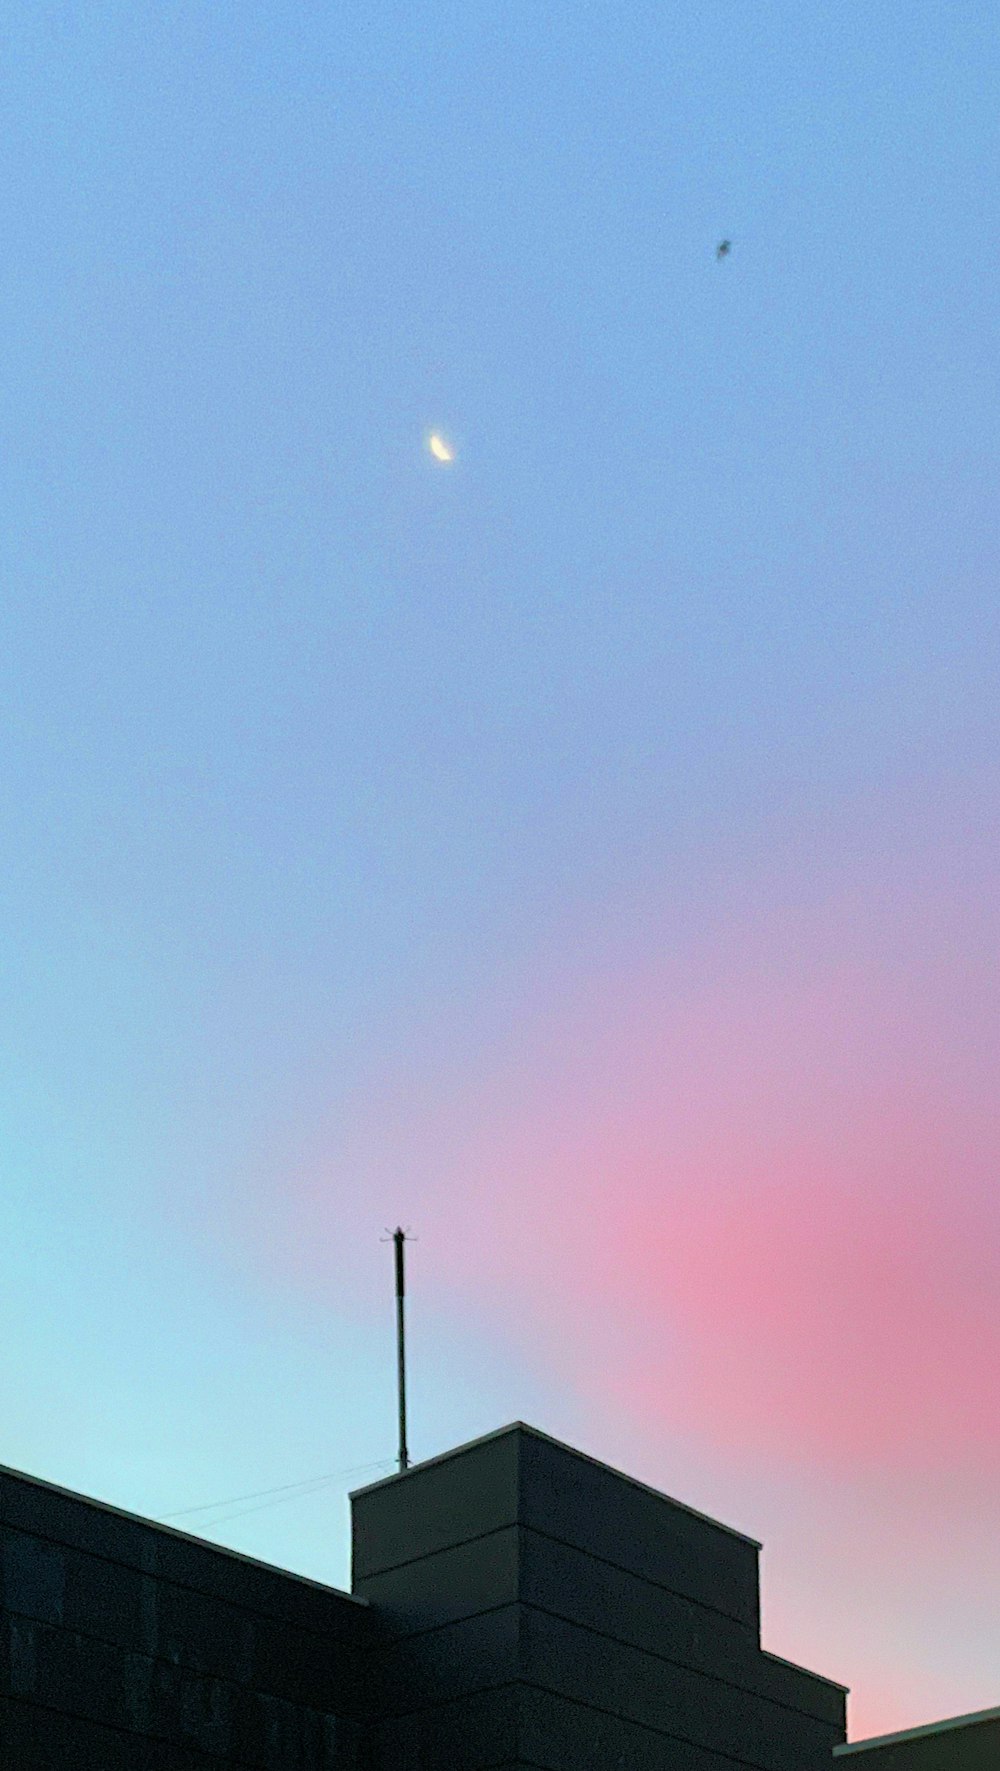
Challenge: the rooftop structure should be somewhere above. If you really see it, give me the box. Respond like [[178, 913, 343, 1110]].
[[833, 1705, 1000, 1771], [4, 1419, 978, 1768]]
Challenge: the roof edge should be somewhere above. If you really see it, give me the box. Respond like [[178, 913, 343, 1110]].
[[759, 1647, 850, 1693], [0, 1461, 368, 1603], [349, 1421, 763, 1548], [833, 1704, 1000, 1754]]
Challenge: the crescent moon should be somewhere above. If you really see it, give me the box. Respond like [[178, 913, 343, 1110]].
[[428, 433, 454, 463]]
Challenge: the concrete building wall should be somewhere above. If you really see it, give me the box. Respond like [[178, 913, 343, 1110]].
[[2, 1422, 852, 1769], [351, 1422, 848, 1771], [0, 1463, 374, 1770]]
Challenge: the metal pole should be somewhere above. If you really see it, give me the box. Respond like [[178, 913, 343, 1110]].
[[393, 1227, 409, 1473]]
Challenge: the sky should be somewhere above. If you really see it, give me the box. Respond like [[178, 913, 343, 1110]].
[[2, 0, 999, 1745]]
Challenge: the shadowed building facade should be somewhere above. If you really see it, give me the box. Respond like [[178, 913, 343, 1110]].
[[4, 1420, 851, 1767], [832, 1708, 1000, 1771], [353, 1423, 848, 1769], [0, 1457, 374, 1768]]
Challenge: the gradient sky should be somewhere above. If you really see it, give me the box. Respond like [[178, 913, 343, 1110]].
[[3, 1, 999, 1745]]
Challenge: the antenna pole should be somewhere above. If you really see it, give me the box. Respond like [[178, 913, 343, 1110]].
[[393, 1227, 409, 1473]]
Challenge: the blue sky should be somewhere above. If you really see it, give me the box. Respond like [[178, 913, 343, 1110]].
[[3, 3, 999, 1739]]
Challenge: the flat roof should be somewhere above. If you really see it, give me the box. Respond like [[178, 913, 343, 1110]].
[[350, 1420, 764, 1548], [833, 1704, 1000, 1755]]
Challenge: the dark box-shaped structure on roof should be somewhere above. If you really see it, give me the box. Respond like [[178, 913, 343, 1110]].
[[2, 1421, 848, 1768]]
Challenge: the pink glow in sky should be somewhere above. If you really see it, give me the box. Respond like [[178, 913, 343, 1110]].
[[248, 776, 1000, 1739], [6, 7, 1000, 1755]]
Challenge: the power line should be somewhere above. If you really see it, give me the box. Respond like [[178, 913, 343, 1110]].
[[197, 1460, 397, 1529], [158, 1458, 394, 1523], [189, 1479, 345, 1530]]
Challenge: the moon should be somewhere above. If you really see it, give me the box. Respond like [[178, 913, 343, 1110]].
[[428, 432, 454, 463]]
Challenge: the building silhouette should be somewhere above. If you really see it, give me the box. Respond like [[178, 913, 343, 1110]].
[[0, 1421, 986, 1767], [833, 1708, 1000, 1771]]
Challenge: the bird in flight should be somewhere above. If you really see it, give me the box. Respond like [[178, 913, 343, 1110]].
[[716, 239, 732, 259]]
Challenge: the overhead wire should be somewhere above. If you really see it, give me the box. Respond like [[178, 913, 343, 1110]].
[[158, 1457, 396, 1527], [184, 1476, 377, 1532]]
